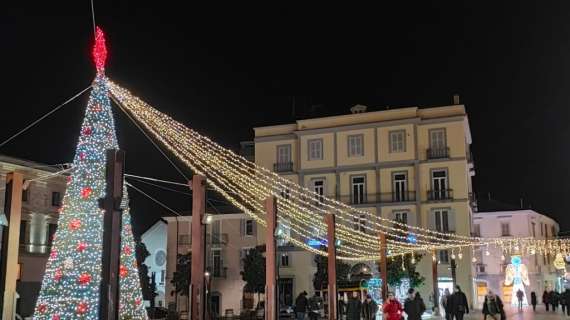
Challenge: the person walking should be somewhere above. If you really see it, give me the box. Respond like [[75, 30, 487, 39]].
[[551, 290, 559, 312], [563, 289, 570, 316], [404, 289, 426, 320], [482, 290, 504, 320], [515, 289, 524, 311], [295, 291, 309, 320], [450, 285, 469, 320], [346, 292, 362, 320], [530, 291, 537, 311], [441, 289, 452, 320], [543, 290, 550, 311], [382, 291, 403, 320], [361, 294, 379, 320], [308, 292, 324, 320]]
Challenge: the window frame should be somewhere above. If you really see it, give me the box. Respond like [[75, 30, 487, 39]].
[[429, 128, 447, 149], [500, 222, 511, 236], [51, 191, 61, 207], [350, 175, 366, 205], [280, 253, 291, 267], [394, 211, 409, 224], [433, 208, 451, 232], [307, 138, 324, 161], [276, 144, 292, 164], [311, 178, 326, 205], [245, 219, 254, 236], [389, 130, 406, 153], [347, 134, 364, 157], [392, 171, 408, 201]]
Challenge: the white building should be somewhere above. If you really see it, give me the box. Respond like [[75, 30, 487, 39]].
[[141, 219, 168, 307], [473, 205, 560, 306]]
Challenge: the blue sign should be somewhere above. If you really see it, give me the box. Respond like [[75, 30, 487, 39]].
[[407, 233, 417, 244], [307, 239, 326, 248]]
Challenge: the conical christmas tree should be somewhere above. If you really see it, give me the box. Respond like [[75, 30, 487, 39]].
[[34, 27, 147, 319]]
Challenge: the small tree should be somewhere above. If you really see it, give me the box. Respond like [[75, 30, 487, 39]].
[[386, 253, 425, 288], [241, 246, 266, 304], [171, 252, 191, 296], [136, 239, 157, 307], [313, 250, 351, 291]]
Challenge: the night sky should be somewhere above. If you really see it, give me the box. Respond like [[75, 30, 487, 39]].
[[4, 2, 570, 235]]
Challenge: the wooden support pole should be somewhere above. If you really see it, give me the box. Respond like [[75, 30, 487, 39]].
[[0, 172, 23, 320], [191, 175, 206, 320], [432, 250, 439, 315], [326, 214, 337, 320], [99, 149, 125, 320], [265, 196, 277, 320], [379, 233, 388, 301]]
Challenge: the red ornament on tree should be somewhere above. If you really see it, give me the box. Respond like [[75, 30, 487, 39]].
[[135, 297, 142, 306], [92, 104, 102, 112], [93, 26, 107, 73], [78, 273, 91, 285], [50, 250, 57, 259], [52, 314, 60, 320], [119, 264, 128, 278], [79, 152, 86, 160], [76, 301, 88, 314], [77, 242, 87, 252], [66, 175, 72, 184], [37, 303, 47, 313], [54, 268, 63, 282], [123, 245, 132, 255], [69, 218, 81, 230], [82, 126, 92, 136], [81, 187, 92, 199]]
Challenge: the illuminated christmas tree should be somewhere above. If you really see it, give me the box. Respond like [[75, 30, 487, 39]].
[[34, 27, 147, 319]]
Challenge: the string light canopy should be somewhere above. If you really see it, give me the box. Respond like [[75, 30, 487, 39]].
[[107, 80, 570, 261]]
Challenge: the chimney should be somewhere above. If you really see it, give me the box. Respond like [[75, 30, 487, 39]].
[[350, 104, 367, 114], [453, 94, 460, 105]]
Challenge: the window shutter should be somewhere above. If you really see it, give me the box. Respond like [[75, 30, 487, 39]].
[[252, 221, 257, 236], [448, 209, 456, 233], [428, 211, 436, 230]]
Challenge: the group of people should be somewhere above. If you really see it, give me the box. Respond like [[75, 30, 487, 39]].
[[294, 291, 325, 320], [537, 289, 570, 315], [441, 286, 470, 320]]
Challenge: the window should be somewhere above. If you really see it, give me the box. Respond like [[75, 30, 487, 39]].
[[394, 211, 408, 224], [551, 225, 556, 238], [47, 224, 57, 246], [531, 222, 536, 237], [240, 247, 253, 269], [429, 128, 447, 149], [277, 219, 291, 246], [473, 224, 481, 237], [353, 214, 366, 232], [501, 223, 511, 236], [160, 270, 166, 284], [348, 134, 364, 157], [434, 209, 451, 232], [312, 179, 325, 204], [476, 264, 486, 273], [280, 188, 291, 200], [431, 169, 449, 200], [276, 145, 292, 164], [351, 176, 366, 204], [389, 130, 406, 153], [22, 189, 28, 202], [245, 220, 254, 236], [51, 192, 61, 207], [212, 248, 222, 277], [179, 234, 190, 245], [308, 139, 323, 160], [19, 223, 27, 245], [392, 172, 408, 202], [280, 253, 290, 267], [540, 223, 544, 236], [439, 250, 449, 264]]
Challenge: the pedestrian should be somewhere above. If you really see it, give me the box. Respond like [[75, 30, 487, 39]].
[[530, 291, 537, 311], [404, 289, 426, 320], [441, 288, 452, 320], [515, 289, 524, 311], [382, 291, 403, 320], [482, 290, 504, 320], [450, 285, 469, 320], [563, 289, 570, 316], [562, 293, 567, 315], [308, 291, 324, 320], [543, 290, 550, 311], [551, 290, 559, 312], [346, 291, 362, 320], [295, 291, 309, 320], [338, 298, 347, 319], [361, 294, 379, 320]]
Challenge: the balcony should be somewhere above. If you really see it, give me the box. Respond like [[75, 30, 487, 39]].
[[379, 191, 416, 203], [208, 233, 228, 246], [273, 162, 294, 173], [427, 147, 450, 160], [427, 189, 453, 201]]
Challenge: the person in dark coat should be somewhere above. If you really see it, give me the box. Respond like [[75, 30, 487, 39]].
[[404, 289, 426, 320], [551, 291, 559, 312], [295, 291, 309, 320], [482, 291, 504, 320], [346, 291, 362, 320], [530, 291, 537, 311], [563, 289, 570, 316], [441, 288, 452, 320], [361, 294, 379, 320], [543, 290, 550, 311], [449, 285, 469, 320]]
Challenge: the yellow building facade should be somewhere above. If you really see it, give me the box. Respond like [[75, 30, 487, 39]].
[[253, 104, 476, 307]]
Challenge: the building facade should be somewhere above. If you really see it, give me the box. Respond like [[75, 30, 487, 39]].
[[253, 103, 476, 306], [473, 209, 560, 306], [0, 155, 67, 317], [141, 219, 168, 307]]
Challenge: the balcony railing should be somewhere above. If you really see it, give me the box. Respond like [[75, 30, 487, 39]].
[[336, 191, 417, 205], [208, 233, 228, 246], [427, 147, 450, 159], [273, 162, 294, 173], [427, 189, 453, 201], [379, 191, 417, 203]]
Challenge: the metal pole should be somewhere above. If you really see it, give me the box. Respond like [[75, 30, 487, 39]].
[[98, 149, 125, 320], [326, 214, 337, 320], [379, 233, 388, 301], [265, 196, 277, 320], [0, 172, 23, 320], [190, 175, 206, 320]]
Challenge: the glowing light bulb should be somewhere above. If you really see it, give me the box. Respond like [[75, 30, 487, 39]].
[[472, 257, 477, 263], [451, 253, 456, 260], [457, 252, 463, 260], [485, 250, 490, 256], [501, 255, 505, 261], [411, 257, 416, 264]]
